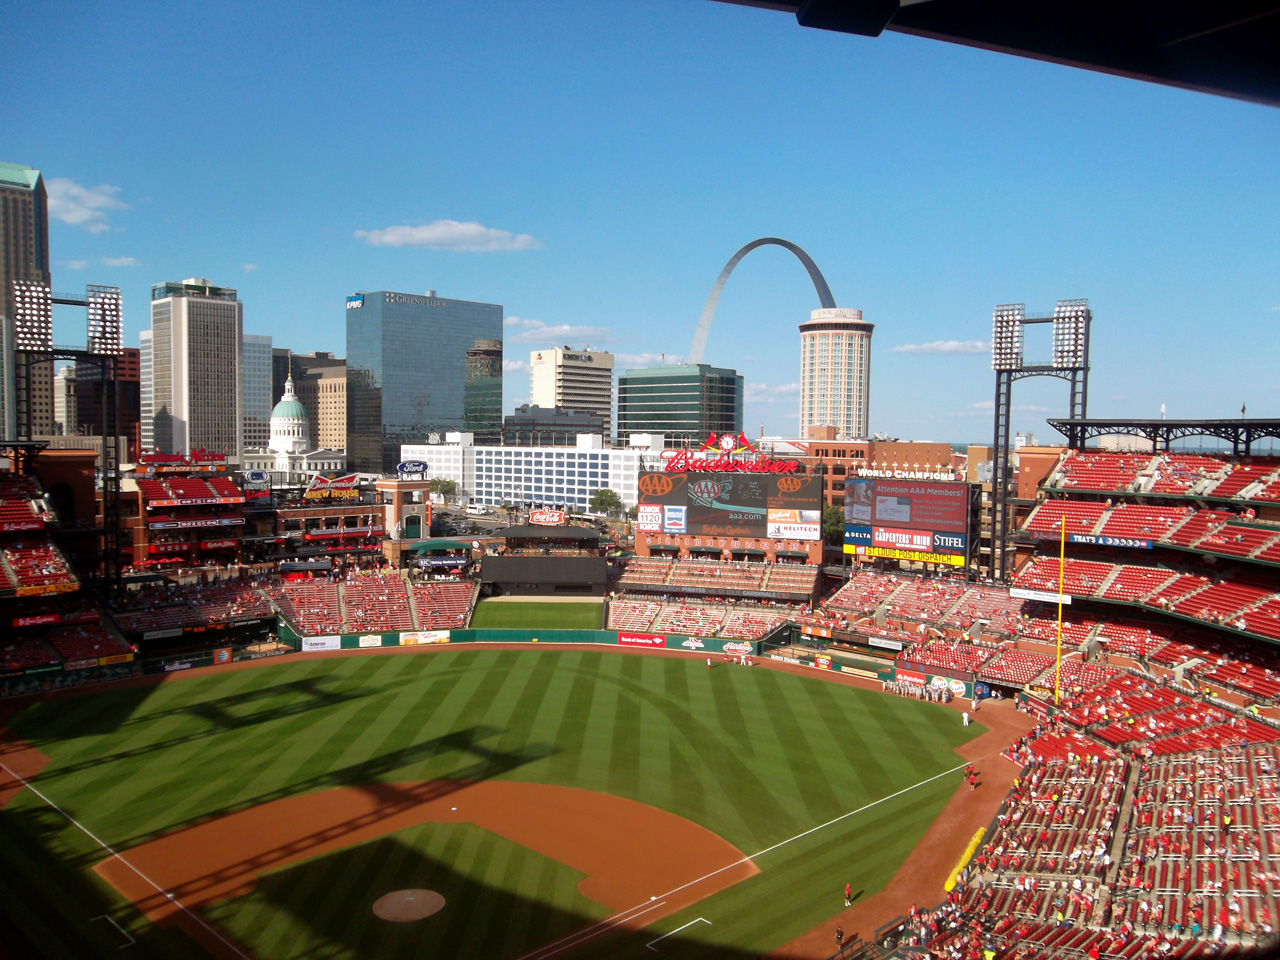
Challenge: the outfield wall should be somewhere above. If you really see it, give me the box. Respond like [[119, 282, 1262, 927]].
[[281, 625, 758, 656]]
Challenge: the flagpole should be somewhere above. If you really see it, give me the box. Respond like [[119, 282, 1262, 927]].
[[1056, 518, 1065, 705]]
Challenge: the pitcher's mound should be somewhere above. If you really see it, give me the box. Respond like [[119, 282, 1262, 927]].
[[372, 889, 445, 922]]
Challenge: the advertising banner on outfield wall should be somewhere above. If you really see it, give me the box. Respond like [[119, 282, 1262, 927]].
[[302, 636, 341, 651], [618, 632, 665, 647], [358, 634, 383, 648], [400, 631, 450, 645]]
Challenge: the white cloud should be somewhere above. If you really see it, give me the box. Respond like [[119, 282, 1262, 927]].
[[354, 219, 542, 252], [508, 316, 611, 345], [101, 256, 138, 267], [890, 340, 990, 355], [742, 355, 758, 362], [615, 352, 682, 369], [503, 359, 529, 373], [46, 178, 127, 233], [59, 259, 90, 270], [746, 382, 801, 404], [242, 263, 259, 272], [970, 400, 994, 411]]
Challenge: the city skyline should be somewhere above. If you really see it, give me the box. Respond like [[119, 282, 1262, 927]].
[[7, 2, 1279, 445]]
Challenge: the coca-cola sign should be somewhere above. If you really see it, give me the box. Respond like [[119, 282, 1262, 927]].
[[528, 509, 566, 526]]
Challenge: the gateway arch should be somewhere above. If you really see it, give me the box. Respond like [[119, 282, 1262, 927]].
[[687, 237, 837, 365]]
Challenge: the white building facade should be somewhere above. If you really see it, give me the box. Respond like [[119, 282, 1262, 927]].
[[401, 433, 663, 509], [529, 347, 615, 437], [799, 307, 874, 441], [145, 278, 243, 459]]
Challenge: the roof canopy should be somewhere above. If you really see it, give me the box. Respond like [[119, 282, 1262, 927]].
[[494, 525, 602, 541], [406, 539, 473, 553]]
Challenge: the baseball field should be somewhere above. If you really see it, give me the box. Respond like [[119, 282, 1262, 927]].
[[0, 645, 981, 959]]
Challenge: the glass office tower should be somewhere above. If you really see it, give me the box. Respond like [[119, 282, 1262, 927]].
[[615, 363, 743, 447], [345, 290, 503, 473]]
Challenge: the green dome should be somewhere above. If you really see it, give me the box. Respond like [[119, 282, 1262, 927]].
[[271, 397, 307, 421]]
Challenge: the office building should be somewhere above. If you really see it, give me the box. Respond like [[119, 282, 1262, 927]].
[[799, 307, 873, 440], [529, 347, 615, 437], [502, 404, 605, 447], [242, 334, 273, 452], [345, 289, 503, 474], [401, 433, 665, 510], [75, 347, 141, 461], [615, 363, 743, 446], [0, 161, 53, 438], [53, 366, 76, 436], [145, 278, 243, 459]]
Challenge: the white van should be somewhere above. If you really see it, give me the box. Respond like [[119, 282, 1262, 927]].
[[465, 503, 491, 516]]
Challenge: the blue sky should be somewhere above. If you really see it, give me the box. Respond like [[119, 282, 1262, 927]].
[[7, 0, 1279, 445]]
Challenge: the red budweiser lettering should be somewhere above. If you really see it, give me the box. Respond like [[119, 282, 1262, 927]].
[[661, 451, 799, 475]]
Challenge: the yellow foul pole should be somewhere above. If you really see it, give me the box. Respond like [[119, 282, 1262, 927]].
[[1055, 518, 1065, 704]]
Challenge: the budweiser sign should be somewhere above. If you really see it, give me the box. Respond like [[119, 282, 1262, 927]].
[[660, 450, 800, 475], [304, 473, 361, 500], [528, 509, 566, 526]]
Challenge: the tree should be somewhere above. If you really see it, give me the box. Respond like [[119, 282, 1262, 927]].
[[427, 478, 458, 501], [823, 505, 846, 545], [589, 488, 623, 516]]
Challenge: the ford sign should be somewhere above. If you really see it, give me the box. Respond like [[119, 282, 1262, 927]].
[[397, 460, 428, 474]]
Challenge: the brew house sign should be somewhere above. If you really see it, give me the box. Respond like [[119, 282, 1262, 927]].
[[660, 433, 800, 475]]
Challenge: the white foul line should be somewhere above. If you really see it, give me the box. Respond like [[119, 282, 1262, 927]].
[[521, 759, 969, 959], [647, 917, 711, 950], [1, 763, 252, 960], [91, 914, 136, 949]]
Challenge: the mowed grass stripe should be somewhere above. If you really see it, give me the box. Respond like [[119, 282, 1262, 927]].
[[8, 648, 972, 960]]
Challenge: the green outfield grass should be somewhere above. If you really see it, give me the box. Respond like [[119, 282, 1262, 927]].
[[0, 649, 982, 960], [468, 599, 604, 630]]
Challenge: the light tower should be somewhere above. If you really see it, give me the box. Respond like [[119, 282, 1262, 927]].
[[990, 299, 1091, 580]]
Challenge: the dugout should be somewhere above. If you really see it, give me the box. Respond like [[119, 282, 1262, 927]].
[[480, 524, 607, 596]]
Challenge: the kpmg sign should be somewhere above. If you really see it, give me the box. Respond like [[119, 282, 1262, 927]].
[[384, 293, 446, 307], [345, 294, 364, 310]]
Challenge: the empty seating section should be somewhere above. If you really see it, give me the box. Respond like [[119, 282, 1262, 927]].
[[607, 600, 661, 632], [1054, 675, 1195, 728], [1101, 565, 1177, 602], [1148, 454, 1226, 494], [1014, 557, 1112, 597], [166, 476, 218, 498], [1094, 620, 1174, 658], [1196, 656, 1280, 701], [268, 582, 341, 635], [719, 608, 787, 639], [1024, 500, 1107, 537], [1163, 509, 1229, 547], [187, 583, 272, 623], [1092, 702, 1229, 749], [1256, 538, 1280, 564], [1196, 523, 1280, 559], [1053, 451, 1145, 492], [762, 564, 819, 595], [342, 573, 413, 632], [617, 558, 673, 589], [667, 561, 766, 592], [135, 478, 171, 501], [1204, 459, 1280, 498], [981, 647, 1054, 685], [1240, 598, 1280, 642], [207, 476, 244, 498], [46, 622, 127, 661], [0, 475, 39, 499], [1255, 472, 1280, 502], [0, 635, 58, 671], [650, 603, 726, 636], [0, 499, 38, 526], [827, 572, 900, 614], [1145, 572, 1212, 608], [1, 538, 77, 590], [1097, 503, 1191, 540], [883, 578, 967, 622], [410, 582, 473, 629], [902, 639, 995, 674], [1168, 578, 1271, 622], [944, 586, 1023, 636], [1017, 611, 1097, 646]]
